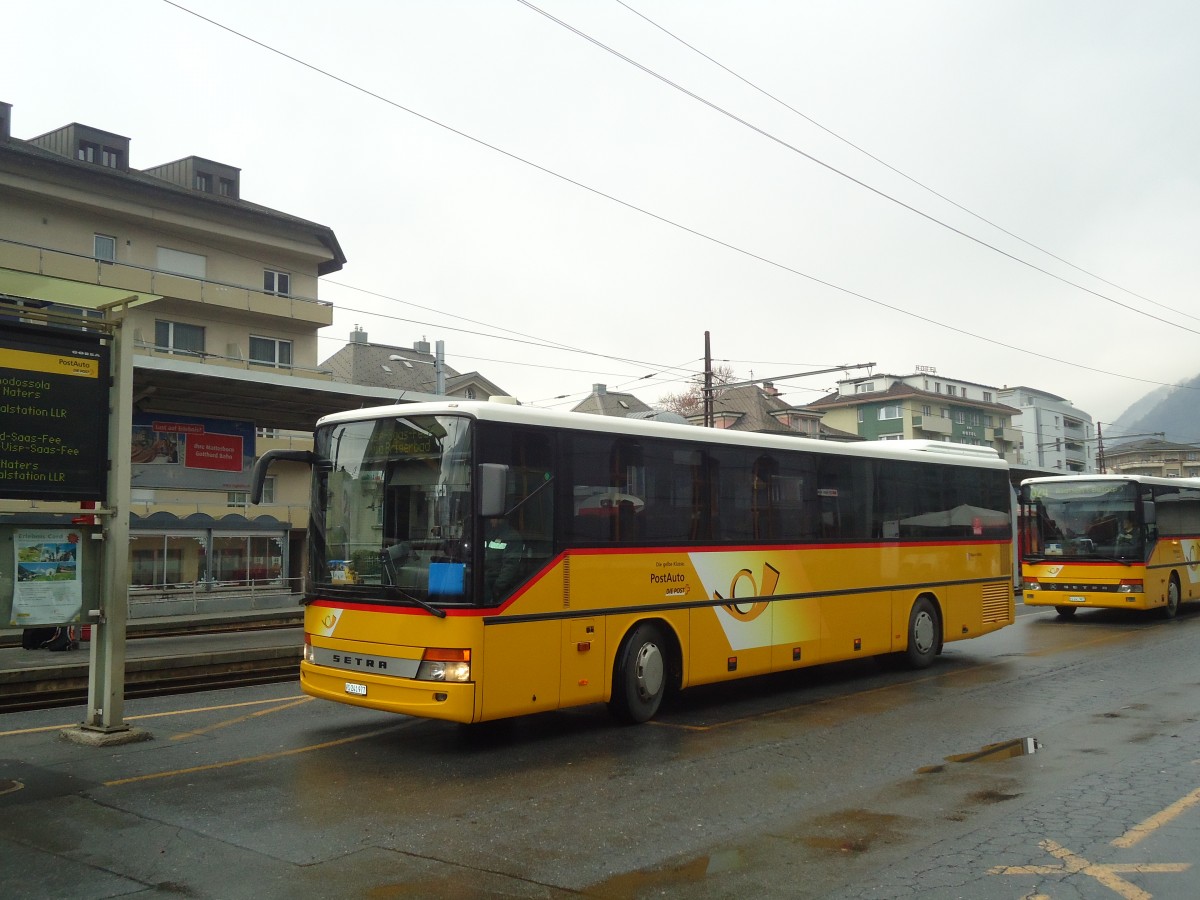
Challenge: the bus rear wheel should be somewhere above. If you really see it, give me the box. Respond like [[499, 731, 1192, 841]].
[[610, 622, 667, 724], [1161, 575, 1181, 620], [1054, 605, 1078, 619], [904, 597, 940, 669]]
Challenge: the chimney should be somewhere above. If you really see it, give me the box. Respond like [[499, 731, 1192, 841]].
[[413, 338, 431, 354], [350, 325, 368, 344], [593, 384, 607, 394], [763, 381, 780, 397], [0, 102, 11, 141]]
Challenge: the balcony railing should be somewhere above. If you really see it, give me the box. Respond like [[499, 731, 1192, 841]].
[[0, 237, 333, 326], [913, 415, 952, 435]]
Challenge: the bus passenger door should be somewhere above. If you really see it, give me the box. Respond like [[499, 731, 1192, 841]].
[[480, 621, 561, 720], [560, 617, 605, 707]]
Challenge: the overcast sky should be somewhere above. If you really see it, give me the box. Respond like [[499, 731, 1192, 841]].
[[6, 1, 1199, 437]]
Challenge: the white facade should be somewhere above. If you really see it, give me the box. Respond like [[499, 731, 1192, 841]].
[[997, 386, 1096, 472]]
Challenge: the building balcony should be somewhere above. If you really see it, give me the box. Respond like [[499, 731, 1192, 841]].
[[913, 415, 952, 435], [0, 238, 333, 327], [993, 426, 1017, 442]]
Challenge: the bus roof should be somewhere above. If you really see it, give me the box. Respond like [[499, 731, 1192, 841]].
[[1021, 473, 1200, 490], [316, 400, 1009, 470]]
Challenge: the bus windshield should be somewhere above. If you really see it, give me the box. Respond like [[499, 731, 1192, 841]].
[[1024, 480, 1143, 561], [312, 414, 474, 605]]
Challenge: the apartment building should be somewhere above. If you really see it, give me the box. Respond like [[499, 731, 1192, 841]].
[[0, 101, 397, 615], [996, 385, 1096, 473], [804, 370, 1020, 460], [1101, 439, 1200, 478]]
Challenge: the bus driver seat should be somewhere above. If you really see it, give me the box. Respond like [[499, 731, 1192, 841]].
[[380, 541, 412, 586]]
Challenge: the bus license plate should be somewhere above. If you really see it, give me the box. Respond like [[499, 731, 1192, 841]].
[[345, 682, 368, 696], [1069, 596, 1086, 603]]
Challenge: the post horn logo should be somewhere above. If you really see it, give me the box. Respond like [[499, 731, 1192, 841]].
[[716, 563, 780, 622]]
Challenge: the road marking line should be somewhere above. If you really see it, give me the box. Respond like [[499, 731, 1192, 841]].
[[989, 839, 1189, 900], [1112, 785, 1200, 848], [104, 721, 411, 787], [169, 697, 314, 741], [0, 695, 308, 738]]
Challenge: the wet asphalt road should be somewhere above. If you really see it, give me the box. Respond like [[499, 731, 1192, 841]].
[[1, 601, 1199, 899]]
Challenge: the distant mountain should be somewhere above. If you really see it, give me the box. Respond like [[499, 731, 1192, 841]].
[[1110, 373, 1200, 443]]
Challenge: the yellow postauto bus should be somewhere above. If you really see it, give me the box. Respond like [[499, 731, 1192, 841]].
[[1019, 474, 1200, 619], [254, 401, 1015, 724]]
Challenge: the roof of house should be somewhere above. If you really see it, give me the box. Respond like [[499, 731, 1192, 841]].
[[805, 381, 1019, 415], [571, 385, 654, 417]]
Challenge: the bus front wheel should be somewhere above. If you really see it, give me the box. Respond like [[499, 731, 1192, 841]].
[[1054, 605, 1078, 619], [610, 622, 667, 724], [904, 597, 941, 669], [1161, 575, 1181, 620]]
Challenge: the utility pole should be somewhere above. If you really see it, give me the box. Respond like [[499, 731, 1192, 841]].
[[1095, 424, 1166, 474], [703, 331, 713, 428], [698, 333, 873, 427]]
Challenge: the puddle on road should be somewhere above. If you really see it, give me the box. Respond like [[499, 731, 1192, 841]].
[[917, 737, 1040, 774], [587, 848, 746, 898]]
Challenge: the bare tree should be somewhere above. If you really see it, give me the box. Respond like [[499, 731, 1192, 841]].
[[658, 364, 737, 417]]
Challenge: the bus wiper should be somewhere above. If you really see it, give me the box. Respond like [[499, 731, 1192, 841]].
[[383, 584, 447, 618]]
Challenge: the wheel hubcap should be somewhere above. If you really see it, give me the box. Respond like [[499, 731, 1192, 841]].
[[634, 642, 664, 702], [913, 611, 935, 654]]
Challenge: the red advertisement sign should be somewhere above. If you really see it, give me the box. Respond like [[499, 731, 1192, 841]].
[[184, 432, 244, 472]]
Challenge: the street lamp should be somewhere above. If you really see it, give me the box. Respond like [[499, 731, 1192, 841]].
[[387, 340, 445, 394]]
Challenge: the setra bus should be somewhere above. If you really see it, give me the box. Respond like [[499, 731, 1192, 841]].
[[254, 400, 1015, 724], [1019, 474, 1200, 619]]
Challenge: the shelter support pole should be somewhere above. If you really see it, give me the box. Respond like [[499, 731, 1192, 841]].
[[82, 311, 133, 733]]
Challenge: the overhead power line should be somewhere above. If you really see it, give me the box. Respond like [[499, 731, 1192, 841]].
[[519, 0, 1200, 338], [159, 0, 1199, 396], [612, 0, 1200, 328]]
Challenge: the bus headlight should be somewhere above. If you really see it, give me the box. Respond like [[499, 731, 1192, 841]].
[[303, 636, 315, 663], [1025, 578, 1041, 591], [416, 648, 471, 683], [1118, 580, 1144, 594]]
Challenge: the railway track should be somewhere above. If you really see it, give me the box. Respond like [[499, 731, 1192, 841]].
[[0, 623, 302, 714]]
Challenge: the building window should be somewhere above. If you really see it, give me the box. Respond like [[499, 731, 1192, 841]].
[[982, 391, 993, 403], [948, 385, 958, 396], [154, 320, 205, 355], [985, 415, 994, 427], [878, 405, 902, 420], [879, 434, 904, 441], [264, 270, 291, 296], [857, 408, 865, 424], [93, 234, 116, 263], [249, 335, 293, 367], [218, 177, 236, 197], [855, 382, 875, 394], [955, 411, 966, 424], [465, 387, 477, 400], [940, 407, 949, 418], [156, 247, 207, 278], [935, 383, 942, 393], [101, 146, 121, 168], [230, 477, 274, 507], [77, 141, 98, 162], [194, 172, 213, 192]]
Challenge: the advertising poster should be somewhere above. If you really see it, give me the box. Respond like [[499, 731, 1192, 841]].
[[0, 323, 109, 502], [11, 529, 83, 626], [131, 412, 256, 491]]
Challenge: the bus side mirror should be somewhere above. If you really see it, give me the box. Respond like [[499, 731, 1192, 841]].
[[479, 463, 508, 517], [251, 449, 317, 503]]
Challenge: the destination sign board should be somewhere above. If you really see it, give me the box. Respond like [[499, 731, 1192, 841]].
[[0, 323, 110, 502]]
